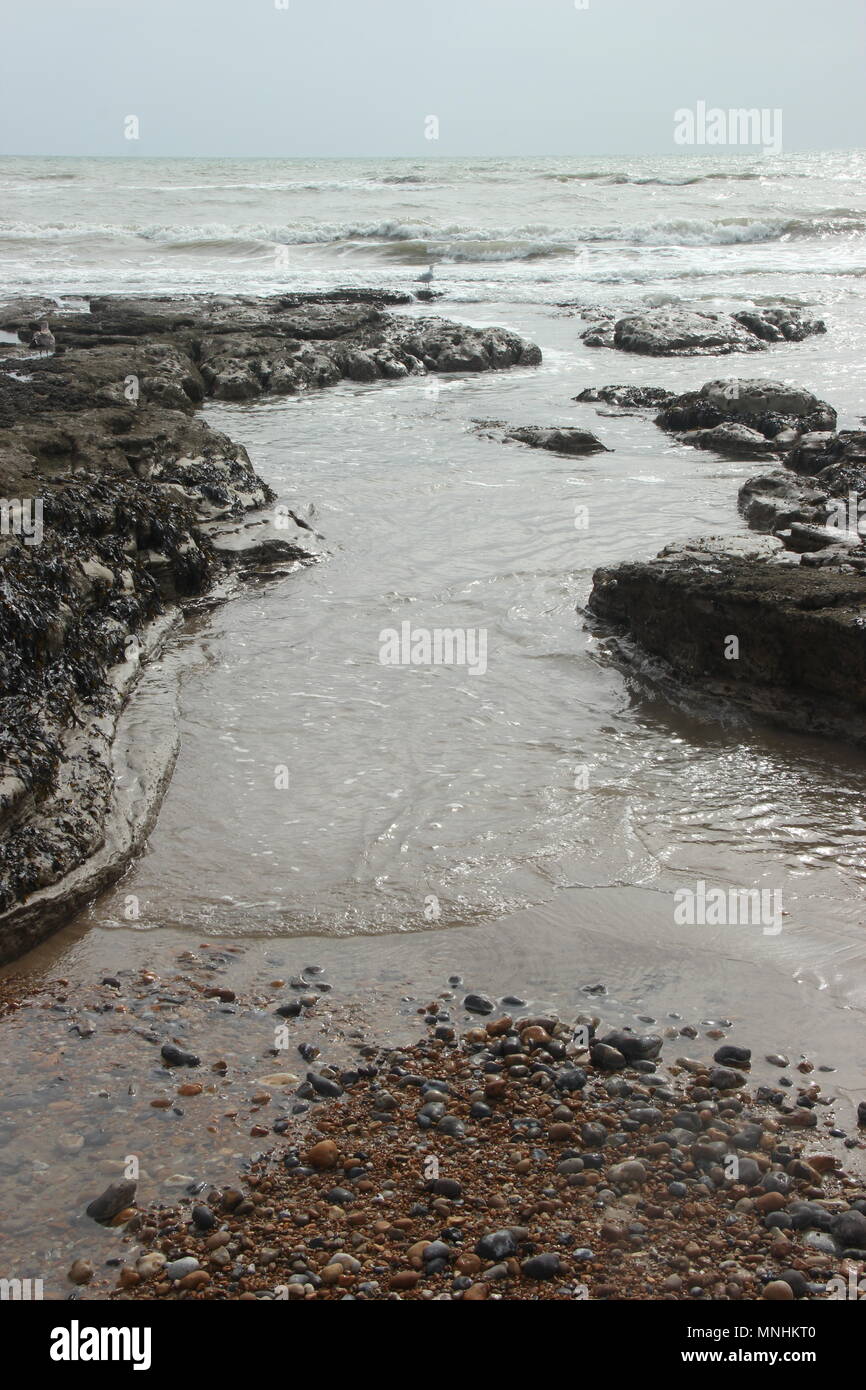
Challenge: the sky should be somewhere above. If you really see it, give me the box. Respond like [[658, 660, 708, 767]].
[[0, 0, 863, 157]]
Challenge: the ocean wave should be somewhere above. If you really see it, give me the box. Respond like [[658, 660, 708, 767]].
[[1, 212, 862, 259]]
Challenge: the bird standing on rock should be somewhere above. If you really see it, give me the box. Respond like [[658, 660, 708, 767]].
[[31, 319, 56, 355]]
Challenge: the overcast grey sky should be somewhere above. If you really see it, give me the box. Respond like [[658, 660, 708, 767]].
[[0, 0, 863, 157]]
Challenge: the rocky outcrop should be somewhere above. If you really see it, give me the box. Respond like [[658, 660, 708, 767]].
[[580, 306, 825, 357], [655, 379, 837, 440], [0, 293, 541, 961], [587, 542, 866, 743]]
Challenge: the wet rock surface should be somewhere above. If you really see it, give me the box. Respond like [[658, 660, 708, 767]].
[[588, 547, 866, 743], [0, 293, 540, 961], [473, 420, 609, 455], [579, 306, 825, 357], [581, 367, 866, 742]]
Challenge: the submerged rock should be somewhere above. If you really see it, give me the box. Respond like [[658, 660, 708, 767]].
[[473, 420, 609, 455], [500, 425, 610, 455]]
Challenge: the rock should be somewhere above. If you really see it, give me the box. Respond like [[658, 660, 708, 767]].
[[463, 993, 495, 1016], [713, 1045, 751, 1068], [687, 423, 777, 457], [574, 385, 675, 410], [708, 1067, 743, 1091], [475, 1230, 519, 1261], [555, 1067, 587, 1092], [590, 1043, 627, 1071], [86, 1179, 137, 1224], [306, 1140, 340, 1170], [429, 1177, 462, 1199], [164, 1256, 200, 1281], [738, 472, 829, 532], [613, 308, 766, 356], [67, 1259, 93, 1285], [731, 307, 825, 344], [307, 1071, 344, 1098], [763, 1279, 794, 1300], [500, 425, 610, 455], [600, 1029, 662, 1061], [830, 1209, 866, 1248], [521, 1253, 561, 1279], [191, 1204, 216, 1231], [160, 1042, 200, 1068], [608, 1160, 648, 1186], [657, 379, 837, 438], [587, 549, 866, 746]]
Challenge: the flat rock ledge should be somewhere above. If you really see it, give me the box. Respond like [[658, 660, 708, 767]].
[[587, 540, 866, 744], [473, 420, 609, 455], [0, 292, 540, 961]]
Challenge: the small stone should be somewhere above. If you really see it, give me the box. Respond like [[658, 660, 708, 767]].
[[165, 1256, 200, 1281], [68, 1259, 93, 1285], [307, 1071, 344, 1098], [463, 993, 495, 1015], [521, 1253, 560, 1280], [476, 1230, 518, 1261], [763, 1280, 794, 1301], [307, 1140, 340, 1170], [160, 1042, 200, 1068], [86, 1179, 137, 1224]]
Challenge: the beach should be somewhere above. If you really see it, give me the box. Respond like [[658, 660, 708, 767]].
[[1, 154, 865, 1304]]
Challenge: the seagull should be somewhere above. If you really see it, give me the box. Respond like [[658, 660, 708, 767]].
[[417, 264, 435, 288], [31, 319, 56, 355]]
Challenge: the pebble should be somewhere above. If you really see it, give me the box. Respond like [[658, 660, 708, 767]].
[[67, 1259, 93, 1285], [521, 1253, 560, 1280], [85, 1179, 137, 1224], [713, 1045, 751, 1067], [476, 1230, 518, 1261], [307, 1071, 344, 1098], [306, 1140, 340, 1170], [160, 1042, 200, 1068], [165, 1256, 200, 1281], [463, 993, 494, 1015], [763, 1280, 794, 1300]]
